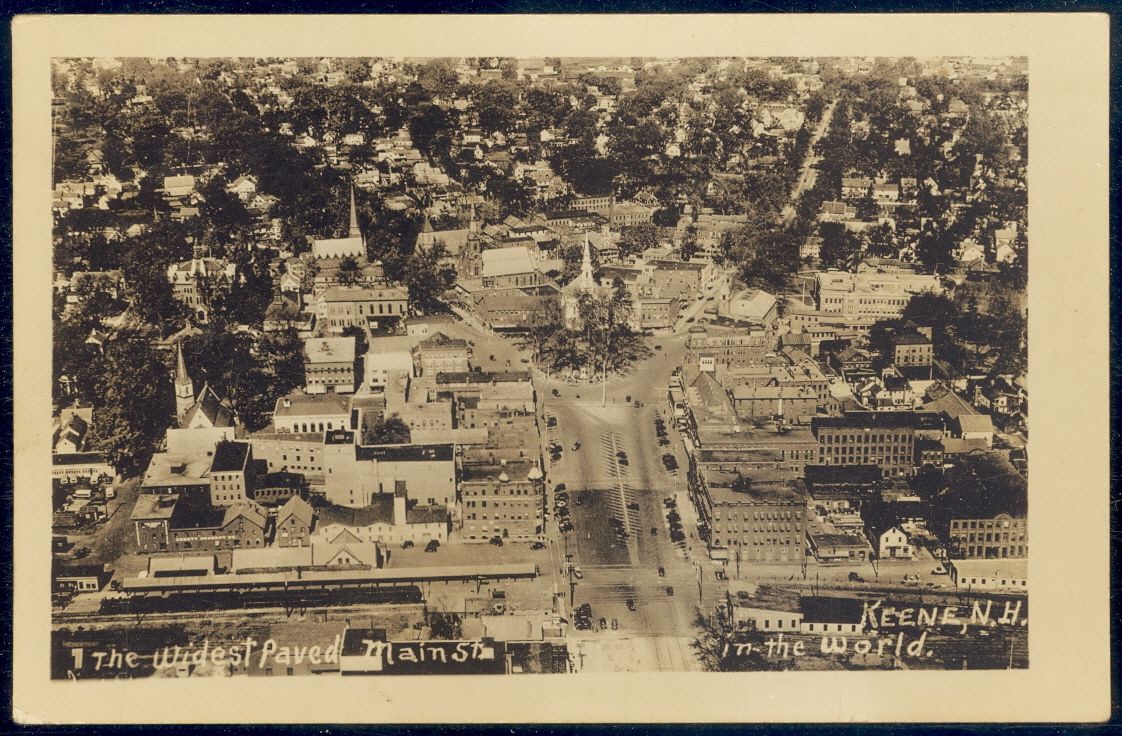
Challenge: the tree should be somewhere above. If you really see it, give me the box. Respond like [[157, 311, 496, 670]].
[[818, 222, 865, 270], [720, 226, 801, 294], [678, 226, 700, 261], [336, 256, 362, 286], [854, 191, 878, 221], [341, 325, 368, 356], [617, 222, 659, 258], [865, 222, 898, 258], [86, 336, 176, 476], [402, 243, 456, 314], [915, 223, 955, 274], [362, 412, 411, 445]]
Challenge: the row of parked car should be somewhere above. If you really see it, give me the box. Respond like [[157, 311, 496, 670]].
[[664, 496, 686, 543]]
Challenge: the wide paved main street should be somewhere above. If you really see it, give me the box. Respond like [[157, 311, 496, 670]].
[[532, 333, 728, 671]]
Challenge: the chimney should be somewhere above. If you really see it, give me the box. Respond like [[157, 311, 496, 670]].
[[393, 490, 406, 526]]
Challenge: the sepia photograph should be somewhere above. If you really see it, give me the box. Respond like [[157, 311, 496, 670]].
[[12, 13, 1110, 724]]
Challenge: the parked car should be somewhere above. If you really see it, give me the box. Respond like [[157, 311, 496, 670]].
[[571, 441, 581, 451], [554, 483, 566, 493], [657, 566, 666, 577], [611, 618, 619, 630], [650, 527, 659, 536], [665, 586, 674, 596], [655, 344, 662, 351], [598, 617, 608, 630], [848, 571, 865, 583], [626, 599, 636, 611], [546, 416, 558, 428], [401, 540, 415, 549], [530, 541, 546, 550], [489, 536, 504, 546], [425, 540, 440, 553], [551, 388, 561, 397], [634, 401, 642, 408], [578, 603, 592, 617]]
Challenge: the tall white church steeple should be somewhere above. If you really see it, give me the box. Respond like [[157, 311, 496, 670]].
[[174, 340, 195, 421]]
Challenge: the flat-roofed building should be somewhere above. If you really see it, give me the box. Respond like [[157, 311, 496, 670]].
[[304, 336, 356, 394], [272, 393, 353, 435], [321, 430, 455, 509], [460, 458, 545, 543], [686, 326, 773, 371], [694, 466, 808, 564], [811, 411, 944, 478], [947, 558, 1027, 593], [813, 271, 943, 322]]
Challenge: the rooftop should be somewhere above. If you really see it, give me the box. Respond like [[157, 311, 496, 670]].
[[274, 393, 352, 418], [354, 443, 455, 463], [812, 411, 944, 432], [799, 595, 865, 624], [305, 336, 356, 364], [211, 441, 250, 473]]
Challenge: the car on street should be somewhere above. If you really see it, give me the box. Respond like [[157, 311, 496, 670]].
[[611, 618, 619, 630], [401, 540, 415, 549], [633, 401, 642, 408], [489, 354, 495, 361], [425, 540, 440, 553], [848, 571, 865, 583], [664, 497, 676, 507], [551, 388, 560, 397], [571, 441, 581, 451], [617, 455, 629, 466], [555, 483, 566, 493], [546, 416, 558, 428], [489, 536, 504, 546], [577, 603, 592, 617], [665, 586, 674, 596], [598, 617, 608, 630], [650, 526, 658, 536], [530, 541, 546, 550], [932, 567, 947, 575], [657, 566, 666, 577], [560, 522, 574, 533], [659, 438, 671, 446], [625, 395, 631, 403], [626, 599, 636, 611], [655, 345, 662, 351]]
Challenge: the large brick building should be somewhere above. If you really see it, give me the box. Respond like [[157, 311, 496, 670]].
[[459, 457, 545, 543], [811, 412, 944, 478], [693, 465, 808, 564]]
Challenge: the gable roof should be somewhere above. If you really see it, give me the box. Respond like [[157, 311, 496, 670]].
[[183, 384, 235, 429], [277, 495, 315, 527]]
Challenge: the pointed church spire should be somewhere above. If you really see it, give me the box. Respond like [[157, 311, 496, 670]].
[[579, 232, 595, 285], [175, 340, 190, 384], [347, 184, 361, 240], [174, 340, 196, 421], [422, 214, 434, 234]]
